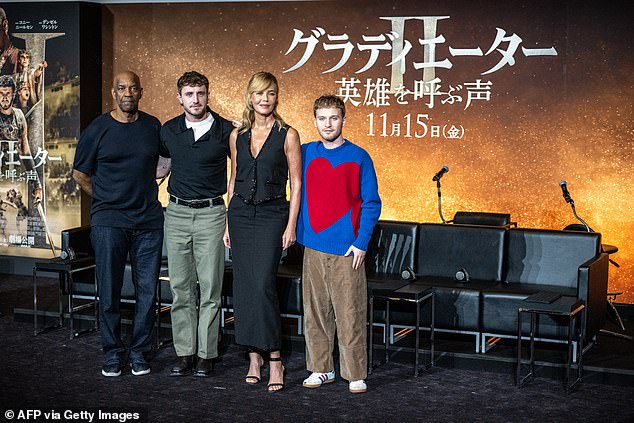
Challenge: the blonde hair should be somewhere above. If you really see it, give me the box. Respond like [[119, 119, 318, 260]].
[[239, 71, 286, 134]]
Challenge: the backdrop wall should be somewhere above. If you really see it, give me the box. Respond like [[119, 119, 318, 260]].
[[101, 0, 633, 302]]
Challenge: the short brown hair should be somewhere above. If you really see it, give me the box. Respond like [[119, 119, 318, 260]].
[[177, 71, 209, 95], [313, 95, 345, 118]]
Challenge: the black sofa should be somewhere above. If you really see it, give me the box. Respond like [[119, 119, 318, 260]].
[[57, 219, 608, 355], [367, 221, 608, 353], [59, 225, 171, 334], [372, 222, 506, 351], [60, 223, 303, 334], [480, 228, 608, 350]]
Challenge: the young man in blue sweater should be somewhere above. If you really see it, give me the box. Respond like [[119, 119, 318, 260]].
[[297, 95, 381, 393]]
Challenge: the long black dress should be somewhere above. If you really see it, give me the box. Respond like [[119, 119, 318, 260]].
[[228, 122, 289, 351]]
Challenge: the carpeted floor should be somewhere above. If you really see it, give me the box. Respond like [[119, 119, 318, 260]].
[[1, 274, 634, 422]]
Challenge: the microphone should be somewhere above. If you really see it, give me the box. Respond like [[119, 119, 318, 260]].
[[560, 180, 572, 204], [432, 166, 449, 182]]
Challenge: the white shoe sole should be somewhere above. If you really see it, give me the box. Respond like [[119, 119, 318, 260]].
[[350, 387, 368, 394], [101, 370, 121, 377], [131, 368, 151, 376], [303, 378, 334, 388]]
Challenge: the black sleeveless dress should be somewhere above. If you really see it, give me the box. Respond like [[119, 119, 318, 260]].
[[228, 122, 290, 351]]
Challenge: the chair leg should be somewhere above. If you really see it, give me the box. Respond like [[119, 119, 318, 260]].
[[385, 300, 390, 364], [68, 274, 74, 339], [430, 293, 435, 368], [516, 312, 522, 386], [414, 299, 420, 377]]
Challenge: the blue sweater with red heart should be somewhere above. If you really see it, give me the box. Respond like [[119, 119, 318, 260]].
[[297, 139, 382, 256]]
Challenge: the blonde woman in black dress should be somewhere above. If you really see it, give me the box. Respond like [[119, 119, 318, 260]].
[[224, 71, 301, 392]]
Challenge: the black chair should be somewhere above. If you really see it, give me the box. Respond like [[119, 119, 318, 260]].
[[431, 211, 513, 352], [365, 222, 419, 344], [481, 228, 606, 352], [414, 223, 506, 352], [277, 242, 304, 334], [365, 220, 432, 373], [563, 224, 632, 340], [33, 225, 97, 338]]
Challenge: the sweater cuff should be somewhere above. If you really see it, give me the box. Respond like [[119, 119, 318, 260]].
[[353, 234, 371, 252]]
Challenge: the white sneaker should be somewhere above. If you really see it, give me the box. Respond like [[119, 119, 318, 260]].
[[302, 371, 335, 388], [349, 379, 367, 393]]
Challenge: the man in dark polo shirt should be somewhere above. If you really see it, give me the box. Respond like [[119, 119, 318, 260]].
[[158, 71, 233, 377], [73, 70, 163, 377]]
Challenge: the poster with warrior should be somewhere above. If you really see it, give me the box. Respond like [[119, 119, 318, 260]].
[[0, 2, 81, 257]]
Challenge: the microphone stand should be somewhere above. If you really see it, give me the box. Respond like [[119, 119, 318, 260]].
[[565, 190, 632, 341], [567, 197, 593, 232], [436, 179, 447, 224]]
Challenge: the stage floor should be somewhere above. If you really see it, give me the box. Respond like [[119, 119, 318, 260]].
[[2, 273, 633, 422]]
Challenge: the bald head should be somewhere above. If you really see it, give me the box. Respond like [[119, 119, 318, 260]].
[[111, 70, 143, 121], [112, 71, 141, 90]]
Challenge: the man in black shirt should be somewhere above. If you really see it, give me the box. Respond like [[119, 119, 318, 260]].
[[73, 71, 164, 377], [158, 71, 233, 377]]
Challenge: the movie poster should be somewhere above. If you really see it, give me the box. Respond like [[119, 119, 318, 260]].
[[0, 3, 80, 257], [0, 2, 81, 258]]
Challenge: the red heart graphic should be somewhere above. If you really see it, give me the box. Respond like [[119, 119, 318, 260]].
[[306, 157, 362, 235]]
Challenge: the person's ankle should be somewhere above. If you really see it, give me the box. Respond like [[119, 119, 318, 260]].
[[249, 352, 262, 364]]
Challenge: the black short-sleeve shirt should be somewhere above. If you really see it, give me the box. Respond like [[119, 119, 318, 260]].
[[73, 111, 164, 229], [159, 108, 233, 199]]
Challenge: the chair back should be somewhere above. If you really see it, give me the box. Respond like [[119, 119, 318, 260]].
[[366, 220, 418, 276], [504, 228, 601, 287], [61, 225, 94, 257], [416, 223, 505, 281]]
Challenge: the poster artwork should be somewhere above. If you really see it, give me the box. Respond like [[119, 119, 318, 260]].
[[0, 4, 80, 257]]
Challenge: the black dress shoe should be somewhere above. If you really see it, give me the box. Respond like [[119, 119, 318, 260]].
[[194, 358, 214, 377], [170, 355, 194, 376]]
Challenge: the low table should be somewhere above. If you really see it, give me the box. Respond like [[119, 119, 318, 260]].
[[33, 256, 97, 338], [516, 296, 585, 393], [369, 281, 434, 376]]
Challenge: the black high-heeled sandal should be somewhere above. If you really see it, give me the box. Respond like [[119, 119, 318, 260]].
[[267, 356, 285, 392], [245, 351, 264, 385]]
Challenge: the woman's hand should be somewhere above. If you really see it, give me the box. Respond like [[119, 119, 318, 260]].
[[282, 227, 296, 250], [223, 226, 231, 248]]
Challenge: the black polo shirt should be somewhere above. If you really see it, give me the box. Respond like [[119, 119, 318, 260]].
[[159, 108, 233, 200], [73, 111, 164, 229]]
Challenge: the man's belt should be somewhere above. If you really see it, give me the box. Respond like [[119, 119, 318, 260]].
[[169, 195, 224, 208]]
